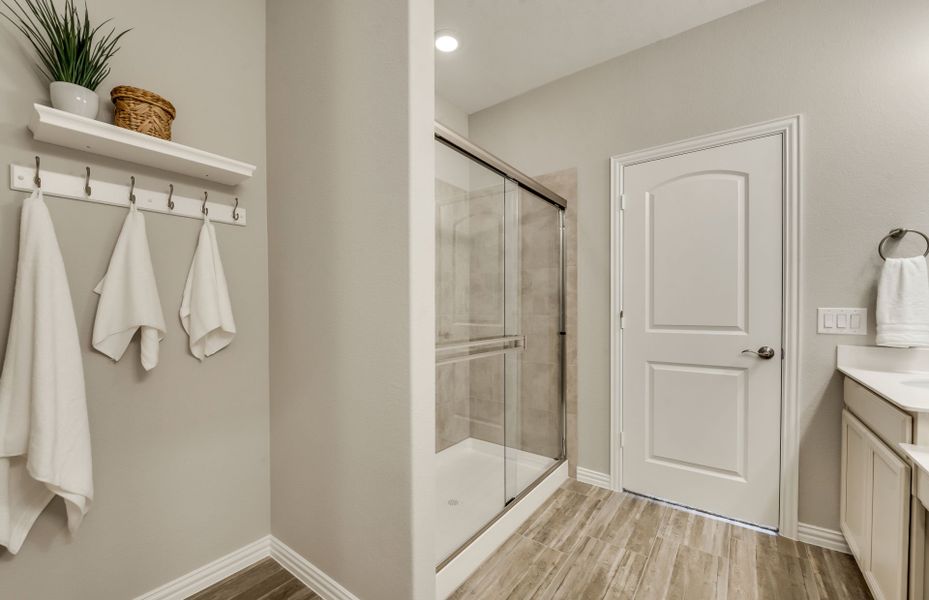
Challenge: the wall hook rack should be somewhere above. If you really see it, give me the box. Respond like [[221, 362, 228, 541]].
[[8, 163, 246, 226]]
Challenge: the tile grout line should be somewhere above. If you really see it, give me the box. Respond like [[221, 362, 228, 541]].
[[535, 485, 614, 599], [526, 488, 586, 599], [625, 503, 670, 599]]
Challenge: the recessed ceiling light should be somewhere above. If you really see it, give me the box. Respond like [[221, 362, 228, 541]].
[[435, 30, 459, 53]]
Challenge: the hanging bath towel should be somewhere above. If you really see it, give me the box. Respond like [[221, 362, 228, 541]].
[[876, 256, 929, 347], [93, 203, 166, 370], [180, 214, 236, 360], [0, 190, 93, 555]]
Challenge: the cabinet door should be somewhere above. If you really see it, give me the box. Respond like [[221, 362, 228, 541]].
[[843, 410, 874, 569], [842, 408, 911, 600], [870, 432, 910, 600]]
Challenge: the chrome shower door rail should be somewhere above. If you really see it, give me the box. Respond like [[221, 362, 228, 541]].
[[434, 123, 568, 210]]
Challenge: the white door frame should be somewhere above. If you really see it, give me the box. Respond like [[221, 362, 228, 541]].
[[609, 115, 801, 538]]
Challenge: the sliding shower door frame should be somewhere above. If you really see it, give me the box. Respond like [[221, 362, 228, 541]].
[[435, 123, 568, 210], [434, 124, 569, 572]]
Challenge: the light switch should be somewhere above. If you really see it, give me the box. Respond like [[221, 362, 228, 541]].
[[818, 308, 867, 335]]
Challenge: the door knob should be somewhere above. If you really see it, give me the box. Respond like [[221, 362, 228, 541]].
[[741, 346, 776, 359]]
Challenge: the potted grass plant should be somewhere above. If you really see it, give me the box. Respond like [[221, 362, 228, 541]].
[[0, 0, 130, 119]]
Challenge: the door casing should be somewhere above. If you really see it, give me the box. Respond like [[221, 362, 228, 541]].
[[609, 115, 801, 538]]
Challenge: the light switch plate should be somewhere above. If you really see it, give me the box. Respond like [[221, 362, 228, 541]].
[[818, 308, 867, 335]]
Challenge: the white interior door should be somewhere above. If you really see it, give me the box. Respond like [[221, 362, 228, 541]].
[[620, 134, 783, 529]]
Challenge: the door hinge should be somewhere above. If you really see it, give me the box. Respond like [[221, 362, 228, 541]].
[[619, 309, 625, 329], [781, 348, 785, 360], [619, 431, 624, 448], [620, 194, 627, 211]]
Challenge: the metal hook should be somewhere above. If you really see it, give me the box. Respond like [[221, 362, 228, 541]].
[[201, 191, 209, 216], [232, 197, 240, 221], [167, 184, 175, 210], [84, 166, 92, 196], [128, 176, 136, 204], [33, 156, 41, 188]]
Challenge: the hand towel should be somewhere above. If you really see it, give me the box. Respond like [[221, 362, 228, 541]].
[[180, 215, 236, 360], [0, 190, 93, 555], [93, 204, 166, 371], [876, 256, 929, 347]]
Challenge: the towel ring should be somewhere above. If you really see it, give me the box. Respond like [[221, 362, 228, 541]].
[[878, 228, 929, 260], [84, 166, 92, 196], [167, 184, 175, 210], [232, 197, 239, 221], [33, 156, 41, 188], [201, 191, 209, 216], [128, 176, 136, 204]]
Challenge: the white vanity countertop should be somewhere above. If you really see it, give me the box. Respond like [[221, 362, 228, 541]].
[[837, 345, 929, 413], [901, 443, 929, 476]]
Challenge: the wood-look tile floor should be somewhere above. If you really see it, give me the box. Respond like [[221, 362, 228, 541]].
[[450, 479, 872, 600], [188, 481, 870, 600], [185, 558, 318, 600]]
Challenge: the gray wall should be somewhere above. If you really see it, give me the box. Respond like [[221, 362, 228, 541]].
[[267, 1, 435, 599], [469, 0, 929, 531], [436, 93, 469, 137], [0, 0, 270, 598]]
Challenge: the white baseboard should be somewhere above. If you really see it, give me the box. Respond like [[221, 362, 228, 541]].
[[133, 536, 272, 600], [797, 522, 850, 554], [134, 535, 360, 600], [575, 466, 612, 490], [270, 537, 360, 600]]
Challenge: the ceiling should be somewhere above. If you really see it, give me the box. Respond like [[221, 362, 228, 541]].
[[435, 0, 765, 114]]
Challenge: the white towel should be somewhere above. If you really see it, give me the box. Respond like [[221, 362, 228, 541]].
[[0, 190, 93, 555], [876, 256, 929, 347], [180, 215, 236, 360], [93, 204, 166, 371]]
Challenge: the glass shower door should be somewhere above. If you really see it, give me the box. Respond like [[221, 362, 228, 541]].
[[503, 188, 564, 502], [435, 139, 512, 564], [434, 136, 565, 566]]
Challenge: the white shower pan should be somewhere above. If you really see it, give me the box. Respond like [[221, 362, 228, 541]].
[[434, 437, 567, 599]]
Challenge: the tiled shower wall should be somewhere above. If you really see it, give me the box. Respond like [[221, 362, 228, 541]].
[[514, 189, 562, 460], [535, 169, 578, 476]]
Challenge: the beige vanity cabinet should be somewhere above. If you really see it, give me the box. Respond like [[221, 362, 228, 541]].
[[842, 377, 918, 600]]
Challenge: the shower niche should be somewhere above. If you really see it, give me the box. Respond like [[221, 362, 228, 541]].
[[434, 126, 566, 569]]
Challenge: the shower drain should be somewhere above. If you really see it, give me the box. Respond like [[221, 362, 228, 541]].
[[447, 499, 460, 506]]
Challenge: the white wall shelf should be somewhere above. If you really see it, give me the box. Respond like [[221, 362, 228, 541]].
[[27, 104, 256, 186]]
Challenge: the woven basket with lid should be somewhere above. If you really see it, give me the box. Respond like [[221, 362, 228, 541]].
[[111, 86, 176, 140]]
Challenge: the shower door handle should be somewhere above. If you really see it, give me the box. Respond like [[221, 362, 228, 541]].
[[435, 335, 526, 366], [436, 335, 525, 353]]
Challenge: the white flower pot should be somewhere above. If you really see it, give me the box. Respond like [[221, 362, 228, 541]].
[[49, 81, 99, 119]]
